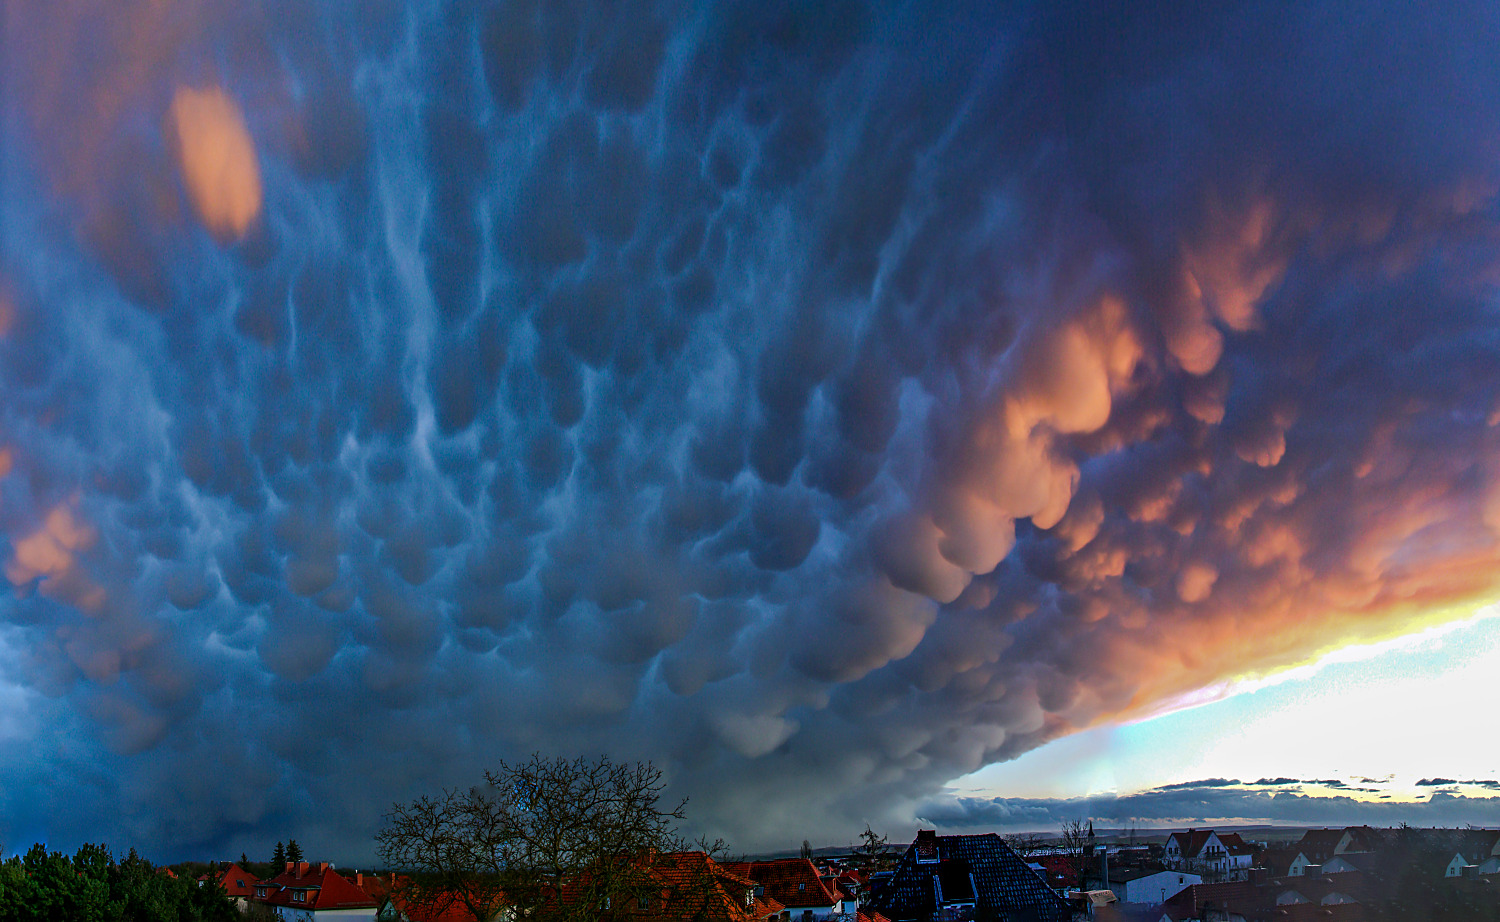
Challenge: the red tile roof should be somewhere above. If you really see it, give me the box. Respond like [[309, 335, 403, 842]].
[[724, 858, 839, 909], [1250, 903, 1370, 922], [1168, 831, 1213, 859], [1031, 854, 1080, 888], [211, 863, 258, 898], [549, 850, 772, 922], [351, 871, 393, 903], [255, 861, 379, 911], [1161, 880, 1271, 918], [1168, 829, 1254, 860], [1273, 870, 1371, 904], [386, 890, 487, 922], [378, 874, 499, 922]]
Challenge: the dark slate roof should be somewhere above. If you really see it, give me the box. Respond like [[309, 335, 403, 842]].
[[867, 832, 1070, 922], [936, 859, 975, 904], [1294, 829, 1344, 862]]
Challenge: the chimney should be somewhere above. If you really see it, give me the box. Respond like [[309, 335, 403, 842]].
[[285, 862, 295, 873], [297, 861, 310, 877], [356, 872, 363, 889], [317, 862, 329, 874]]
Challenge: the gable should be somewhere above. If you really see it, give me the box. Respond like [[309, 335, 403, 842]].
[[726, 859, 837, 909], [868, 833, 1068, 922]]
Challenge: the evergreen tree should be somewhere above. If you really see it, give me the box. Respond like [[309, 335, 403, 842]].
[[0, 841, 236, 922], [272, 841, 285, 866], [286, 839, 303, 864], [240, 853, 248, 867]]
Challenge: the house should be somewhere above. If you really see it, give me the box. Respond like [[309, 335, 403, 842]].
[[1245, 906, 1368, 922], [1249, 849, 1298, 879], [1315, 854, 1363, 876], [1156, 880, 1268, 922], [1028, 854, 1079, 894], [1331, 827, 1390, 856], [377, 891, 488, 922], [864, 830, 1071, 922], [576, 851, 790, 922], [253, 861, 380, 920], [198, 862, 260, 908], [1288, 830, 1342, 866], [642, 851, 788, 922], [1271, 873, 1367, 907], [824, 867, 867, 911], [1162, 831, 1255, 880], [1343, 826, 1500, 878], [724, 858, 845, 921], [380, 851, 783, 922], [1099, 867, 1200, 906]]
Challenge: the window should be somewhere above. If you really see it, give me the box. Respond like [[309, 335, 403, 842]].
[[638, 896, 650, 911], [237, 879, 245, 887], [799, 883, 806, 891]]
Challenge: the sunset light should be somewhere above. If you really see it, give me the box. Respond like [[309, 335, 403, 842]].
[[2, 1, 1500, 899]]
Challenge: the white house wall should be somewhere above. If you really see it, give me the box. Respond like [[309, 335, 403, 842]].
[[272, 908, 378, 922]]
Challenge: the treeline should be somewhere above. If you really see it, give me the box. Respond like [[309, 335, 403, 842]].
[[0, 843, 237, 922]]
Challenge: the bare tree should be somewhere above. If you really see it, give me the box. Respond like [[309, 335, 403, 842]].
[[377, 784, 511, 921], [853, 824, 892, 871], [1059, 820, 1091, 890], [1002, 832, 1048, 859], [377, 754, 690, 922]]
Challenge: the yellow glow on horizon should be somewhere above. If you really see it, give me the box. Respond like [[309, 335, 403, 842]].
[[955, 604, 1500, 805]]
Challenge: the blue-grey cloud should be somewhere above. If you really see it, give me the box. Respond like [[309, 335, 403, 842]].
[[920, 788, 1500, 832], [2, 0, 1500, 863]]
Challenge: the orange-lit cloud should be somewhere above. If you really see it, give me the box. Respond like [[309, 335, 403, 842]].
[[169, 86, 263, 241], [5, 503, 106, 613], [902, 295, 1144, 599]]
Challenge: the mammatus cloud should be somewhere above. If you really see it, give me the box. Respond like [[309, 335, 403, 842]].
[[2, 0, 1500, 861], [169, 86, 263, 241]]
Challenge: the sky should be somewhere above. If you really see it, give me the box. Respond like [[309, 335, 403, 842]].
[[2, 0, 1500, 864], [924, 606, 1500, 833]]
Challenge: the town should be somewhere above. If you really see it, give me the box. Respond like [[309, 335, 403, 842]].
[[6, 822, 1500, 922]]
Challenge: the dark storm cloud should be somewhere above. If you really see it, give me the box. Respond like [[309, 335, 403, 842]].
[[3, 0, 1500, 861]]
